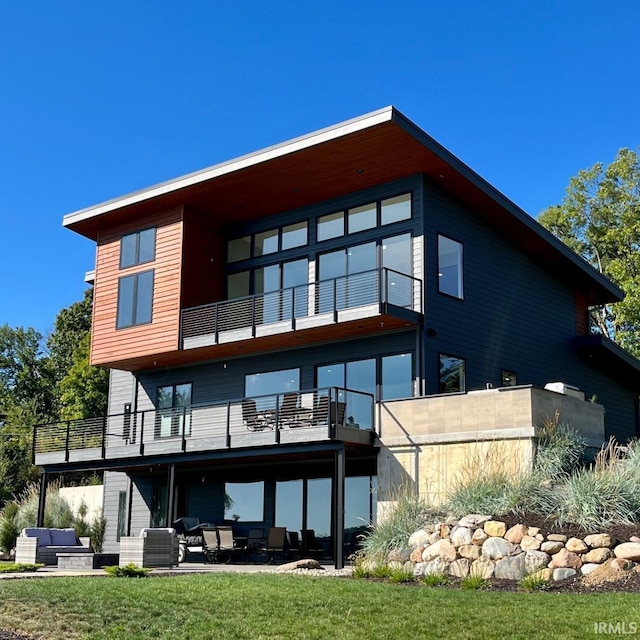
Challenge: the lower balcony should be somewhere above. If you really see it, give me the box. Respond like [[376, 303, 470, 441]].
[[33, 387, 375, 468]]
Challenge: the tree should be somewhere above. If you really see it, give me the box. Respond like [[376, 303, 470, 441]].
[[539, 147, 640, 358], [58, 334, 109, 420]]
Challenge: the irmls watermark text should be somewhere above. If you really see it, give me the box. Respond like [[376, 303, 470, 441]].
[[594, 622, 638, 635]]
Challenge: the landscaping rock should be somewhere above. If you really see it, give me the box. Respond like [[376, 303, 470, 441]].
[[484, 520, 507, 537], [611, 558, 634, 571], [408, 529, 430, 548], [527, 527, 540, 537], [422, 539, 457, 563], [584, 533, 613, 549], [276, 559, 322, 571], [450, 527, 473, 547], [494, 553, 526, 580], [428, 532, 441, 545], [458, 545, 481, 561], [565, 537, 588, 554], [439, 524, 451, 539], [581, 563, 600, 576], [583, 547, 613, 564], [409, 547, 425, 563], [414, 557, 449, 577], [553, 568, 577, 582], [449, 558, 471, 578], [524, 550, 551, 574], [547, 534, 568, 543], [520, 535, 541, 552], [482, 537, 517, 560], [614, 543, 640, 561], [504, 524, 527, 544], [630, 536, 640, 544], [541, 541, 564, 555], [470, 556, 495, 579], [457, 514, 492, 529], [550, 548, 582, 570], [472, 528, 489, 546], [530, 568, 553, 582]]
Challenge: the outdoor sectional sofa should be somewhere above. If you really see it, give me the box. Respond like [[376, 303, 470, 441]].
[[15, 527, 91, 565]]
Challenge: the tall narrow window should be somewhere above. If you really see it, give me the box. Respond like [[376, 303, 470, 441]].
[[116, 270, 154, 328], [120, 228, 156, 268], [117, 491, 128, 541], [156, 383, 192, 438], [438, 235, 464, 299], [439, 353, 465, 393]]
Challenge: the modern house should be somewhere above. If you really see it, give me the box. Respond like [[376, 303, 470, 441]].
[[33, 107, 640, 568]]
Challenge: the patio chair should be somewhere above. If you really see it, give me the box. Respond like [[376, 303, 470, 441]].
[[311, 395, 329, 425], [202, 526, 239, 563], [301, 529, 322, 558], [278, 392, 300, 427], [260, 526, 287, 564], [330, 400, 346, 427], [119, 527, 179, 568], [287, 530, 301, 559], [242, 399, 269, 431]]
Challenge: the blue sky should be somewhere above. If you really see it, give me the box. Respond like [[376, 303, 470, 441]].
[[1, 0, 639, 334]]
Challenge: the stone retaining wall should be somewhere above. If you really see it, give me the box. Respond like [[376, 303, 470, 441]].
[[400, 514, 640, 582]]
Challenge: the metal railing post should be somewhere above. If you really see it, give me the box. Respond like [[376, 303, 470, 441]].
[[226, 401, 231, 448], [181, 406, 187, 452], [251, 296, 257, 337], [333, 278, 338, 322], [139, 413, 145, 456], [64, 421, 71, 462], [31, 424, 37, 463], [101, 416, 107, 459], [275, 393, 281, 444]]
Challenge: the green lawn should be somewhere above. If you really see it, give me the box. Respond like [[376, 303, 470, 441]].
[[0, 573, 638, 639]]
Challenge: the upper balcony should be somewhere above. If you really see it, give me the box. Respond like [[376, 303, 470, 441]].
[[179, 267, 422, 364], [33, 386, 376, 470]]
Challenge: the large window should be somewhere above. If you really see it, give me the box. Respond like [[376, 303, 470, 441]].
[[439, 353, 465, 393], [227, 222, 308, 262], [120, 228, 156, 269], [224, 481, 264, 521], [382, 353, 413, 399], [156, 383, 192, 438], [438, 235, 464, 299], [245, 368, 300, 410], [116, 270, 154, 328]]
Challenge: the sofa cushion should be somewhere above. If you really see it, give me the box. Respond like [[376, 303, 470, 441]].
[[23, 528, 52, 547], [50, 528, 78, 546]]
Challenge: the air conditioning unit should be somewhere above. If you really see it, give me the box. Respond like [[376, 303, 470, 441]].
[[544, 382, 585, 401]]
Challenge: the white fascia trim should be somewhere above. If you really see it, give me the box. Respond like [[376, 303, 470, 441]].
[[62, 106, 395, 228]]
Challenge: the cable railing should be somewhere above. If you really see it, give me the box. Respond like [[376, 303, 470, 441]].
[[181, 267, 422, 342], [33, 387, 375, 461]]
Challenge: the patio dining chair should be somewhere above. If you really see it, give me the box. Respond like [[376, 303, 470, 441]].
[[278, 392, 300, 428], [261, 526, 287, 564], [242, 399, 269, 431]]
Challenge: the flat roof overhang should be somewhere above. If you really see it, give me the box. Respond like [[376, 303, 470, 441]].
[[63, 106, 622, 306]]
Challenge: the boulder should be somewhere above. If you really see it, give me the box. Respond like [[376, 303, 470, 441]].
[[470, 556, 495, 579], [449, 558, 471, 578], [445, 516, 459, 526], [524, 550, 551, 574], [549, 548, 582, 570], [581, 563, 600, 576], [547, 533, 568, 543], [584, 533, 613, 549], [541, 541, 564, 555], [484, 520, 507, 537], [450, 527, 473, 547], [422, 538, 457, 563], [414, 557, 450, 577], [494, 553, 526, 580], [408, 529, 431, 548], [482, 537, 517, 560], [428, 532, 442, 545], [527, 527, 540, 537], [611, 558, 635, 571], [614, 543, 640, 562], [520, 535, 541, 552], [583, 547, 613, 564], [276, 559, 322, 571], [553, 568, 577, 582], [504, 524, 527, 544], [438, 524, 451, 539], [630, 536, 640, 544], [457, 514, 492, 529], [409, 547, 425, 563], [529, 568, 553, 582], [458, 545, 481, 561], [565, 537, 588, 554], [472, 529, 489, 546]]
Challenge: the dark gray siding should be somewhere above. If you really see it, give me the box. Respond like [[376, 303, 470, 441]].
[[422, 177, 638, 440], [102, 471, 129, 553]]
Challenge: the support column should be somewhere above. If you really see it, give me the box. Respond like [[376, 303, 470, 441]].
[[37, 472, 48, 527], [332, 447, 345, 570], [166, 464, 176, 527]]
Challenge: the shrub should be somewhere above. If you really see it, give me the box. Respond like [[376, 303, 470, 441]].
[[420, 572, 448, 587], [360, 485, 435, 560], [104, 563, 151, 578], [460, 574, 488, 590], [74, 500, 90, 538], [89, 509, 107, 553], [13, 480, 74, 531], [0, 501, 20, 555], [519, 572, 551, 592], [0, 563, 42, 573]]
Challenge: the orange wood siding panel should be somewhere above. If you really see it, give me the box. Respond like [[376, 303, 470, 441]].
[[180, 210, 224, 309], [575, 290, 589, 336], [90, 208, 184, 367]]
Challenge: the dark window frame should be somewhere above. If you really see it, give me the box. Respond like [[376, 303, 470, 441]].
[[155, 381, 193, 439], [437, 233, 464, 300], [438, 352, 466, 394], [116, 269, 154, 329], [120, 227, 156, 269]]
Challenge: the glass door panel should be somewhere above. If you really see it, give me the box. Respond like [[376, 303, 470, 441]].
[[282, 258, 309, 319], [346, 242, 376, 308], [346, 359, 375, 428], [318, 249, 345, 313], [275, 480, 303, 533], [382, 234, 412, 306], [382, 353, 413, 400], [307, 478, 331, 554], [157, 385, 174, 438], [255, 264, 281, 325]]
